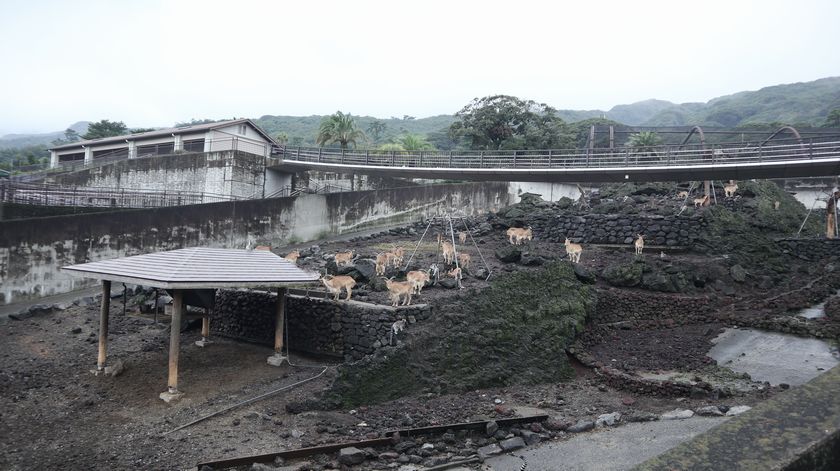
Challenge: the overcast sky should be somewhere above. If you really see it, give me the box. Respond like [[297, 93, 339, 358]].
[[1, 0, 838, 134]]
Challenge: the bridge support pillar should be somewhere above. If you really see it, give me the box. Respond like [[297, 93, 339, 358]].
[[704, 180, 711, 206]]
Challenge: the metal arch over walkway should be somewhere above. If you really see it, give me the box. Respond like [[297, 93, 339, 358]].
[[274, 134, 840, 182]]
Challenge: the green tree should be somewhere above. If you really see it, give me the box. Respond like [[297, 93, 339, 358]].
[[316, 111, 366, 149], [130, 127, 156, 134], [824, 109, 840, 128], [449, 95, 574, 150], [275, 132, 289, 144], [366, 120, 387, 144], [626, 131, 663, 159], [51, 128, 82, 146], [82, 119, 128, 139], [378, 142, 405, 151]]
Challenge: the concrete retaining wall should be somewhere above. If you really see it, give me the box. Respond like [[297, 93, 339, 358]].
[[0, 182, 509, 305], [48, 151, 266, 199], [210, 290, 431, 360]]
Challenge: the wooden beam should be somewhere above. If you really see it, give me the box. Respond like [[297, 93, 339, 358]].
[[97, 280, 111, 370], [201, 308, 210, 338], [274, 287, 287, 353], [168, 290, 183, 392]]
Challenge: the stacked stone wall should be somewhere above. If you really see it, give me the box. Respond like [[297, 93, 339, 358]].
[[210, 290, 431, 360]]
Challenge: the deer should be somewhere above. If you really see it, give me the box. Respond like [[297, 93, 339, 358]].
[[321, 275, 356, 301], [284, 250, 300, 264], [724, 181, 738, 198], [406, 269, 431, 294], [564, 237, 583, 263], [677, 191, 689, 199], [457, 253, 471, 270], [458, 231, 468, 245], [384, 277, 413, 306], [334, 250, 354, 267], [391, 246, 405, 268], [375, 252, 389, 276], [634, 234, 645, 256], [506, 227, 533, 245], [693, 195, 709, 208], [774, 200, 780, 210], [441, 241, 455, 265], [447, 267, 463, 289]]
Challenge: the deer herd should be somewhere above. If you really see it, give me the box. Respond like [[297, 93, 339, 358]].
[[283, 181, 746, 308]]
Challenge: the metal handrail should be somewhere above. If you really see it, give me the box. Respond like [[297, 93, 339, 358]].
[[0, 180, 245, 209], [279, 136, 840, 171]]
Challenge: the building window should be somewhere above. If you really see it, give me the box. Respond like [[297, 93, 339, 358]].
[[183, 139, 205, 152], [93, 147, 129, 160], [137, 142, 175, 157], [58, 152, 85, 163]]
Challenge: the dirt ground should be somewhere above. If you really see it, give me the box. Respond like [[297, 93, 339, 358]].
[[0, 223, 817, 470]]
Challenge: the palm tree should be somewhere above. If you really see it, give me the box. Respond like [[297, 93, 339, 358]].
[[398, 134, 435, 151], [316, 111, 366, 150]]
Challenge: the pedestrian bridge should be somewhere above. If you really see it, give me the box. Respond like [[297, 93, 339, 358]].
[[273, 137, 840, 182]]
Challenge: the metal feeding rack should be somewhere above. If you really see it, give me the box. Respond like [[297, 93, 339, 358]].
[[403, 214, 493, 283]]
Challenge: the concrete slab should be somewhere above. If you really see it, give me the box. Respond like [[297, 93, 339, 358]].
[[486, 417, 728, 471], [267, 354, 288, 367], [159, 390, 184, 403], [708, 328, 839, 386]]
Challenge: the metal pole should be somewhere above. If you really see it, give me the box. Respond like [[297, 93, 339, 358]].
[[122, 283, 127, 316], [448, 216, 461, 289], [461, 217, 492, 281], [97, 280, 111, 370], [404, 218, 433, 269]]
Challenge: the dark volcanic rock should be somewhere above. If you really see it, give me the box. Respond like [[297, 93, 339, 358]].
[[495, 246, 522, 263]]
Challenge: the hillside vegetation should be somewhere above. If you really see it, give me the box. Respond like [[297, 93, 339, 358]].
[[642, 77, 840, 127]]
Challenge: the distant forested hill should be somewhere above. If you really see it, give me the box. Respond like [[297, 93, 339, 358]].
[[642, 77, 840, 127], [254, 114, 458, 146], [0, 121, 89, 150], [3, 77, 838, 153]]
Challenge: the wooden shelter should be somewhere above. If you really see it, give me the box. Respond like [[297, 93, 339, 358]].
[[62, 247, 320, 402]]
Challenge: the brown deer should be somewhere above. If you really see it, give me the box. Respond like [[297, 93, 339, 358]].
[[457, 253, 471, 270], [564, 238, 583, 263], [724, 181, 738, 198], [458, 231, 468, 245], [375, 252, 389, 276], [284, 250, 300, 264], [334, 250, 354, 267], [406, 270, 431, 294], [693, 195, 709, 208], [384, 277, 413, 306], [441, 241, 455, 265], [634, 234, 644, 256], [321, 275, 356, 301]]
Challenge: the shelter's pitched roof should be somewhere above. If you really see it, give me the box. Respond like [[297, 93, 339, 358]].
[[62, 247, 320, 289], [49, 119, 277, 151]]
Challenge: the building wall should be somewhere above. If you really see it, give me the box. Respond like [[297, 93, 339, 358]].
[[48, 150, 265, 198], [0, 182, 510, 305]]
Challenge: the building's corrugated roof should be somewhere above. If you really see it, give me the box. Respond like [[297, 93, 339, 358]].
[[49, 119, 277, 151], [62, 247, 321, 289]]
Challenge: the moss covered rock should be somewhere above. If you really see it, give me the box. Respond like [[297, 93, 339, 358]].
[[603, 261, 644, 287], [325, 262, 595, 407]]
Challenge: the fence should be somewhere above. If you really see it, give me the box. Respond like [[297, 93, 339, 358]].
[[279, 135, 840, 170], [0, 180, 243, 209]]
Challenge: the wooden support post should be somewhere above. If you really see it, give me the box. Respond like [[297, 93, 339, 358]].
[[160, 289, 184, 402], [97, 280, 111, 370], [195, 307, 212, 348], [704, 180, 711, 206], [267, 287, 287, 367]]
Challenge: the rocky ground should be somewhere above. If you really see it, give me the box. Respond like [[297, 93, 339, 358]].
[[2, 181, 839, 470]]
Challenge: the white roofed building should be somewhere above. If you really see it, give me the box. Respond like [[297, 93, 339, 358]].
[[48, 118, 278, 168]]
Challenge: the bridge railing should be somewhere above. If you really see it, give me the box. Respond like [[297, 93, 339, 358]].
[[281, 136, 840, 170]]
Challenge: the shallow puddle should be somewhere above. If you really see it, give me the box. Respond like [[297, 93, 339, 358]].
[[707, 328, 839, 386]]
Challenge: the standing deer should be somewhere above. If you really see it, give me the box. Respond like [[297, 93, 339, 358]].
[[634, 234, 645, 256], [724, 181, 738, 198], [384, 277, 413, 306], [458, 231, 468, 245], [321, 275, 356, 301], [406, 270, 431, 294], [334, 250, 354, 267], [457, 253, 471, 270], [441, 241, 455, 265], [375, 252, 388, 276], [564, 238, 583, 263]]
